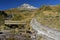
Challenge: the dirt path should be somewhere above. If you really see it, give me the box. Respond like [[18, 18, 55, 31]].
[[30, 18, 60, 40]]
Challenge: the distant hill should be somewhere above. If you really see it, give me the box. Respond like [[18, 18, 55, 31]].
[[3, 3, 38, 21], [35, 5, 60, 31]]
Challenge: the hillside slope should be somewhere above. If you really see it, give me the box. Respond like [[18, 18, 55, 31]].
[[35, 5, 60, 31], [4, 4, 37, 21]]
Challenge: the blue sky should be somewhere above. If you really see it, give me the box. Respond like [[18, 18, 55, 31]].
[[0, 0, 60, 10]]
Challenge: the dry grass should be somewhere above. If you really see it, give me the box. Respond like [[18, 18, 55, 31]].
[[35, 5, 60, 31]]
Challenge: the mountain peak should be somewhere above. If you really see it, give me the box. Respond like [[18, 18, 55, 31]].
[[18, 3, 38, 9], [22, 3, 30, 6]]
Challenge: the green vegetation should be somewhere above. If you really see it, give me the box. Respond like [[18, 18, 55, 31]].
[[0, 12, 5, 25], [5, 8, 34, 21]]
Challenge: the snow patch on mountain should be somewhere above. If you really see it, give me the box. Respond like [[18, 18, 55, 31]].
[[18, 3, 38, 9]]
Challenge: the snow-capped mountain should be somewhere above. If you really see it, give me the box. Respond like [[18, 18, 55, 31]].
[[18, 3, 38, 10]]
